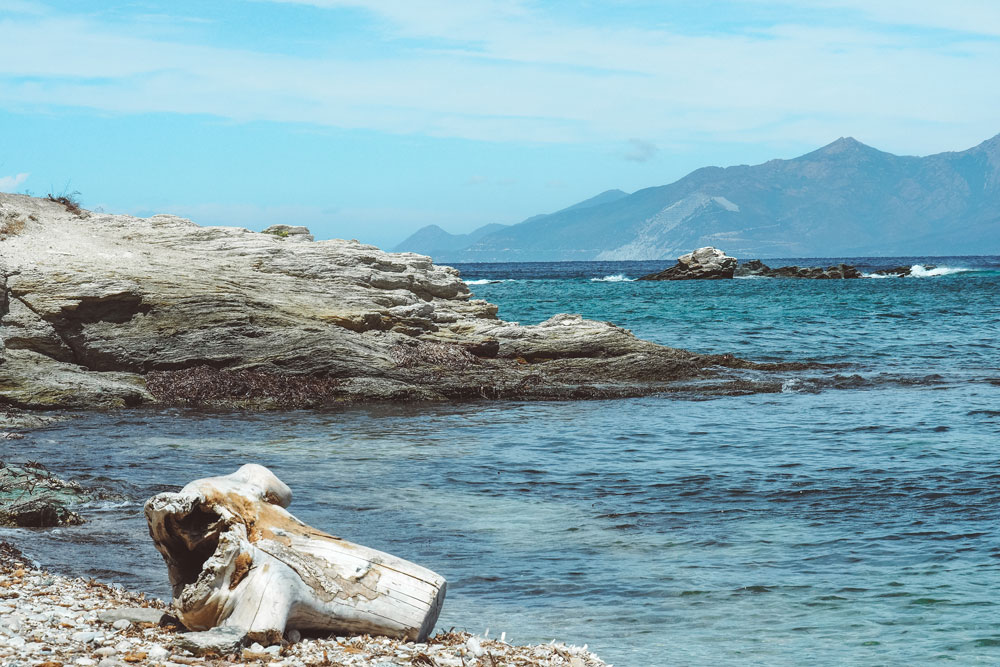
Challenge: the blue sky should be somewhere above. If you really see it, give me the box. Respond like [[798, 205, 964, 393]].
[[1, 0, 998, 248]]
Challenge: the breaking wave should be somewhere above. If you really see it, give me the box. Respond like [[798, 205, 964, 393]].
[[861, 265, 973, 279], [908, 265, 971, 277], [465, 278, 510, 285], [591, 274, 635, 282]]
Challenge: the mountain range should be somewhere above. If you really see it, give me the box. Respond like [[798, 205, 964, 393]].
[[394, 134, 1000, 261]]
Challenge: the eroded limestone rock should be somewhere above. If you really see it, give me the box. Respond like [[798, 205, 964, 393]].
[[0, 193, 792, 408], [638, 247, 738, 280]]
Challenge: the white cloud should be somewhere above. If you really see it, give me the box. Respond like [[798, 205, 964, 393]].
[[0, 3, 998, 154], [0, 172, 29, 191]]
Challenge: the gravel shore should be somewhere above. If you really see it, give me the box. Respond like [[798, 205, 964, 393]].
[[0, 542, 609, 667]]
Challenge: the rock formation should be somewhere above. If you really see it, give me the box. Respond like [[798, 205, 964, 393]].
[[145, 464, 445, 644], [637, 247, 737, 280], [734, 260, 863, 279], [0, 194, 798, 409]]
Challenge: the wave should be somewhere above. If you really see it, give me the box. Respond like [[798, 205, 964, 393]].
[[590, 274, 635, 282], [464, 278, 510, 285], [861, 265, 973, 279], [908, 265, 970, 278]]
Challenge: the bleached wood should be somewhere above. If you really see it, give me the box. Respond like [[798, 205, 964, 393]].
[[144, 464, 446, 643]]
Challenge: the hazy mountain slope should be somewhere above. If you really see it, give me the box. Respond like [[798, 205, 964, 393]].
[[392, 222, 508, 256], [394, 189, 630, 258], [434, 134, 1000, 261]]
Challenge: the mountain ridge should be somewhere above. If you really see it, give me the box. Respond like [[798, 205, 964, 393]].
[[395, 134, 1000, 261]]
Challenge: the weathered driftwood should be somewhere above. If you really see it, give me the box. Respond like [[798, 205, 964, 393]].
[[144, 464, 446, 644]]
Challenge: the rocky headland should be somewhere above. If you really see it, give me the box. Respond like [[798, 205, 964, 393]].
[[0, 193, 807, 416]]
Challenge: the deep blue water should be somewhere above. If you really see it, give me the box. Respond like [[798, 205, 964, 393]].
[[3, 256, 1000, 666]]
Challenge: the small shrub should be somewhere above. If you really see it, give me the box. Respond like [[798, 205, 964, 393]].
[[46, 191, 83, 216]]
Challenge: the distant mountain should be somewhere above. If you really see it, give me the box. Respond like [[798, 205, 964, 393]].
[[393, 222, 509, 256], [396, 135, 1000, 261], [394, 189, 629, 257]]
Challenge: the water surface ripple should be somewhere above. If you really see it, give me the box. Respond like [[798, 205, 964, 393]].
[[3, 256, 999, 666]]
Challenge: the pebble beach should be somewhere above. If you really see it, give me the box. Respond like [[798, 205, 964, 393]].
[[0, 543, 608, 667]]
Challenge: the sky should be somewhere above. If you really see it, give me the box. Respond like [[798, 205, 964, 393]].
[[1, 1, 998, 249]]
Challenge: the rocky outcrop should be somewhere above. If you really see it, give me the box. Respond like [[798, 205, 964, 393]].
[[734, 260, 863, 279], [637, 247, 737, 280], [0, 194, 797, 409]]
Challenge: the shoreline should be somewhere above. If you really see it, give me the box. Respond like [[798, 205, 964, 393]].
[[1, 541, 609, 667]]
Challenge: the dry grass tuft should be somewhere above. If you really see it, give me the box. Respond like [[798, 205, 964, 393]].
[[0, 212, 25, 238], [390, 342, 478, 369], [146, 366, 342, 407]]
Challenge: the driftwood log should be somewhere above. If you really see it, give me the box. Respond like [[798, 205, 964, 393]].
[[145, 464, 446, 644]]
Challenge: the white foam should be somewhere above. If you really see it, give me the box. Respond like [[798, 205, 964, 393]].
[[590, 274, 634, 282], [862, 265, 972, 278], [464, 278, 507, 285], [908, 264, 970, 277]]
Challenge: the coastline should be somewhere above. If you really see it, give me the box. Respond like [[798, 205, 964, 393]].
[[1, 542, 608, 667]]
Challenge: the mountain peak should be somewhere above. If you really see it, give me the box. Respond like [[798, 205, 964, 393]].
[[820, 136, 871, 153]]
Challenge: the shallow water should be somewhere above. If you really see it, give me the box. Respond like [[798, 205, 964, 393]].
[[3, 256, 1000, 666]]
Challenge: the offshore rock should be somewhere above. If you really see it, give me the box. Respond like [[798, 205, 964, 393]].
[[735, 260, 863, 279], [637, 246, 737, 280], [0, 193, 790, 409]]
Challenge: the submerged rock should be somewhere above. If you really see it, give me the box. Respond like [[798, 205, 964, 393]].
[[0, 464, 88, 527], [0, 194, 796, 409], [638, 246, 738, 280]]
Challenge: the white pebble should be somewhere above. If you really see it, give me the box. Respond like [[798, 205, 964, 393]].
[[112, 619, 132, 630], [76, 658, 97, 666], [95, 647, 117, 656], [466, 636, 484, 657], [72, 630, 98, 643], [148, 645, 170, 660]]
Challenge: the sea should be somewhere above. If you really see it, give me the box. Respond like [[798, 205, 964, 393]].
[[3, 256, 1000, 666]]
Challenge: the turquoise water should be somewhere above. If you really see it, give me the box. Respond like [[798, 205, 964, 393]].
[[3, 256, 1000, 665]]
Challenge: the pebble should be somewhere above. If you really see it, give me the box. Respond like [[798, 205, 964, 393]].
[[148, 645, 170, 660], [1, 557, 609, 667]]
